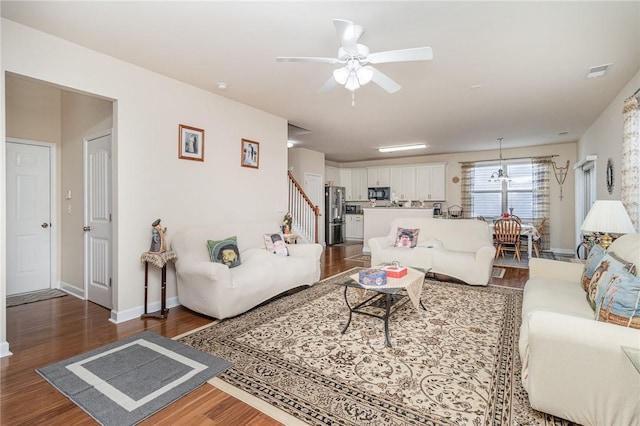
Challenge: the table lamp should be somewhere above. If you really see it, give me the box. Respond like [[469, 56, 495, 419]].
[[580, 200, 635, 249]]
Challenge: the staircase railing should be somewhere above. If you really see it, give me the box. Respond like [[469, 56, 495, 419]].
[[287, 171, 320, 243]]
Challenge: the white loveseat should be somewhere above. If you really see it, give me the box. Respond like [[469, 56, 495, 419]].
[[520, 233, 640, 425], [171, 223, 323, 319], [369, 217, 496, 285]]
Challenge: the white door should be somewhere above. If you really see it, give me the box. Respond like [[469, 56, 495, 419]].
[[6, 141, 53, 295], [84, 132, 112, 309]]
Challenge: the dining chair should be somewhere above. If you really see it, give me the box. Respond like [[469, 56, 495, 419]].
[[494, 218, 522, 261], [531, 217, 547, 257], [476, 215, 486, 221]]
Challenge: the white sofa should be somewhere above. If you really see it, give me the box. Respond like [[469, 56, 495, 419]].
[[520, 233, 640, 426], [369, 217, 496, 285], [171, 223, 323, 319]]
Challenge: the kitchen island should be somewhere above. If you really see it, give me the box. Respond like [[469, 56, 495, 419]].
[[362, 207, 434, 252]]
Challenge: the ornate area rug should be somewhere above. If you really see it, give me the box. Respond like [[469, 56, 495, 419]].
[[180, 269, 569, 425], [345, 253, 371, 263]]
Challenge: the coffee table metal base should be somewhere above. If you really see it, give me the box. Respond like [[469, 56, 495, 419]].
[[340, 285, 426, 347]]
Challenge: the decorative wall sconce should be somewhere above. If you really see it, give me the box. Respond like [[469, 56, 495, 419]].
[[552, 160, 570, 200]]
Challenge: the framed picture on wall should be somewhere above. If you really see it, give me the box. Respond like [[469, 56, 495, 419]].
[[179, 124, 204, 161], [241, 138, 259, 169]]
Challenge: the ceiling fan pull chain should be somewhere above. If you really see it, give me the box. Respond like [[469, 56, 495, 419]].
[[352, 91, 355, 107]]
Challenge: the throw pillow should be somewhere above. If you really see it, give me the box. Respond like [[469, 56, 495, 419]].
[[586, 252, 636, 311], [263, 233, 289, 256], [580, 244, 606, 292], [594, 269, 640, 329], [394, 227, 420, 248], [207, 236, 242, 268]]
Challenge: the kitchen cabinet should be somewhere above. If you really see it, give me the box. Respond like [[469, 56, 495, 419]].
[[416, 163, 446, 200], [345, 214, 364, 240], [339, 169, 352, 200], [367, 166, 391, 187], [325, 166, 340, 186], [350, 168, 368, 201], [390, 166, 416, 200]]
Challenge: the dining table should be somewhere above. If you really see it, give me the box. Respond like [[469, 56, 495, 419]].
[[489, 222, 540, 258]]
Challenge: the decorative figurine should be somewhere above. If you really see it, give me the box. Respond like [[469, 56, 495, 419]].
[[281, 212, 293, 234], [149, 218, 167, 253]]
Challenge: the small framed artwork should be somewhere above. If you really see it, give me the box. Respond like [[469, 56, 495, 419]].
[[178, 124, 204, 161], [241, 138, 259, 169]]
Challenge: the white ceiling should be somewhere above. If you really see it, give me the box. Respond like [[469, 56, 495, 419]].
[[3, 1, 639, 162]]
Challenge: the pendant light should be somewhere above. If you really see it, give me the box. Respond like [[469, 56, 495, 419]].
[[489, 137, 511, 182]]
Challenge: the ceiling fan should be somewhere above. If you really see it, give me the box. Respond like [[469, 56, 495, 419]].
[[276, 19, 433, 93]]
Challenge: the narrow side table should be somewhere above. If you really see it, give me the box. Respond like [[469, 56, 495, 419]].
[[140, 250, 177, 319]]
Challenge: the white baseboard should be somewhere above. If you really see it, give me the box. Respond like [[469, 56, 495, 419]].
[[59, 281, 85, 299], [108, 296, 181, 324], [0, 341, 12, 358]]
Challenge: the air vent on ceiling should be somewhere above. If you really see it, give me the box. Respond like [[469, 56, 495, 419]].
[[587, 63, 612, 79]]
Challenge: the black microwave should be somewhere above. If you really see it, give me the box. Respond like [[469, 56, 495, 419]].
[[368, 187, 391, 200]]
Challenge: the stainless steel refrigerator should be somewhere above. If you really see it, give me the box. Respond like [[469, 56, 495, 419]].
[[325, 186, 346, 245]]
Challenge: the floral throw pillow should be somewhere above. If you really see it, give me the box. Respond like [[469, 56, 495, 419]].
[[207, 236, 242, 268], [585, 252, 636, 311], [580, 244, 606, 292], [394, 227, 420, 248], [263, 233, 289, 256], [594, 269, 640, 329]]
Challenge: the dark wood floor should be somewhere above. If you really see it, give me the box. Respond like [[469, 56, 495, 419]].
[[1, 242, 528, 425]]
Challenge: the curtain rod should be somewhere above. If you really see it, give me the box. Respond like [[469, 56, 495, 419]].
[[459, 154, 559, 164]]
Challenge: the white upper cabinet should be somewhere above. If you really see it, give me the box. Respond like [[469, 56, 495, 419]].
[[351, 168, 369, 201], [339, 169, 352, 200], [390, 166, 416, 200], [415, 163, 446, 200], [325, 166, 340, 186], [367, 167, 391, 187]]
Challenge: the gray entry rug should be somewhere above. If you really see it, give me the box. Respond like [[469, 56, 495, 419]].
[[7, 288, 67, 307], [37, 331, 232, 426], [179, 268, 570, 426]]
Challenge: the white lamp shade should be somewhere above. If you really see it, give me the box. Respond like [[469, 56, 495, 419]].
[[344, 73, 360, 91], [581, 200, 635, 234], [356, 66, 373, 85], [332, 67, 349, 85]]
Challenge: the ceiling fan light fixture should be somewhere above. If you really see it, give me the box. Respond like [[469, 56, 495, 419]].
[[333, 67, 349, 85], [357, 66, 373, 85], [378, 143, 427, 153], [344, 73, 361, 91]]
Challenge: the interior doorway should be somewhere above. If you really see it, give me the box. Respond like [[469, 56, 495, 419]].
[[574, 155, 597, 251]]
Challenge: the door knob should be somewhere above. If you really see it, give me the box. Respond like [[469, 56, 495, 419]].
[[83, 226, 91, 232], [41, 223, 49, 228]]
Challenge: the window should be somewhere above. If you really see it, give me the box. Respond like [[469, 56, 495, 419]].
[[470, 161, 534, 219]]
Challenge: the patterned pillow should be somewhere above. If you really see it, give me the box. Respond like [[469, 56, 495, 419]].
[[263, 233, 289, 256], [394, 227, 420, 248], [207, 236, 242, 268], [580, 244, 606, 292], [594, 269, 640, 329], [586, 252, 636, 311]]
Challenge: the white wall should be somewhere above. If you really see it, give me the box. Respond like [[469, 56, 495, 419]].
[[2, 19, 289, 332], [578, 69, 640, 200]]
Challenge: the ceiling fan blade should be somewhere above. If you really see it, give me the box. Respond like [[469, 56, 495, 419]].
[[277, 56, 341, 64], [333, 19, 360, 55], [367, 47, 433, 64], [318, 76, 338, 93], [370, 67, 401, 93]]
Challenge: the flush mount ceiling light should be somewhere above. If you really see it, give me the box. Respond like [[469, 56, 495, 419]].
[[378, 143, 427, 153], [489, 137, 511, 182]]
